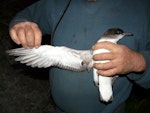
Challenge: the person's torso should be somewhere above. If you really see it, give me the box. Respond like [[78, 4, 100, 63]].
[[48, 0, 150, 113]]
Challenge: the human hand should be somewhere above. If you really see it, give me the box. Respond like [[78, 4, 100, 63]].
[[92, 41, 146, 76], [9, 21, 42, 48]]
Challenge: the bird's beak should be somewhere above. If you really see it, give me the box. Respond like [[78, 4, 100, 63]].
[[123, 32, 134, 36]]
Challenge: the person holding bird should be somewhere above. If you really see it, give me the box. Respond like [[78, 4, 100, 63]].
[[8, 0, 150, 113]]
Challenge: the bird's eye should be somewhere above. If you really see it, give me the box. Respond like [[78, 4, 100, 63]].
[[115, 29, 124, 34], [116, 31, 121, 34]]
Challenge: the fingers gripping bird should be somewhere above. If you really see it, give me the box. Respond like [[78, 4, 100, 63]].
[[7, 28, 133, 102]]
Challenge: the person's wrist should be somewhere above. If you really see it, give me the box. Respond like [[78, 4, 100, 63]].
[[132, 52, 146, 72]]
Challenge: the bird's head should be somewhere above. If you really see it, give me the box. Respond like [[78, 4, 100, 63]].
[[98, 28, 133, 43]]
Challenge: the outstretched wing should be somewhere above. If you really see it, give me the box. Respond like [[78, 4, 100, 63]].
[[7, 45, 92, 71]]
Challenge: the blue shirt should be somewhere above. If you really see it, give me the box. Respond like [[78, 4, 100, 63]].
[[10, 0, 150, 113]]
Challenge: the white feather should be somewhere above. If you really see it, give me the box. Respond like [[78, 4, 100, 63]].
[[7, 45, 92, 71]]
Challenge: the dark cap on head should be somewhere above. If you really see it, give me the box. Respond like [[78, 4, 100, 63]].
[[103, 28, 124, 36]]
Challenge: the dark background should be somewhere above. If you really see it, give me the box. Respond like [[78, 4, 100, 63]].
[[0, 0, 150, 113]]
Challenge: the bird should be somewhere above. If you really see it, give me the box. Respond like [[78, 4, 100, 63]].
[[93, 28, 133, 102], [6, 28, 133, 102]]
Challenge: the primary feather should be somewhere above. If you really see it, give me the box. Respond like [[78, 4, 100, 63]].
[[7, 45, 92, 71]]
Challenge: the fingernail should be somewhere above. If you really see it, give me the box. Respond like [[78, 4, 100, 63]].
[[15, 40, 21, 45], [35, 44, 40, 48], [35, 46, 39, 48]]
